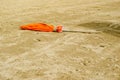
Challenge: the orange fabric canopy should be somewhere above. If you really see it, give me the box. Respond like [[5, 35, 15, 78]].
[[20, 23, 54, 32]]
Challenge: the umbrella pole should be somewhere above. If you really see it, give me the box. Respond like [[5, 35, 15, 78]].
[[62, 30, 101, 34]]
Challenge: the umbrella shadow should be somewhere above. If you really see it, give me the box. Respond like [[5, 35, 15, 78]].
[[78, 21, 120, 37]]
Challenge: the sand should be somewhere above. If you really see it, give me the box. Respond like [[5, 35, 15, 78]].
[[0, 0, 120, 80]]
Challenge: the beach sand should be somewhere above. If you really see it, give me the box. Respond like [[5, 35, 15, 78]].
[[0, 0, 120, 80]]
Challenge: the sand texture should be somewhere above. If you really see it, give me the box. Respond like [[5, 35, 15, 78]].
[[0, 0, 120, 80]]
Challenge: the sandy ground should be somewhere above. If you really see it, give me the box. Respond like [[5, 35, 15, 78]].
[[0, 0, 120, 80]]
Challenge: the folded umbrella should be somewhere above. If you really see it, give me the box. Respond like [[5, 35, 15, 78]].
[[20, 23, 100, 33]]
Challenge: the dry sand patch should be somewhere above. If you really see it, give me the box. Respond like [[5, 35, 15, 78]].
[[0, 0, 120, 80]]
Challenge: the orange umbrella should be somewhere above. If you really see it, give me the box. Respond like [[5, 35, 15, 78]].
[[20, 23, 100, 33]]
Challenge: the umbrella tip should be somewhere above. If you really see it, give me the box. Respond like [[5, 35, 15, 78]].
[[56, 26, 63, 32]]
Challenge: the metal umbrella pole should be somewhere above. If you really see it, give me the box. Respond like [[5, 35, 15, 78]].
[[62, 30, 101, 34]]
